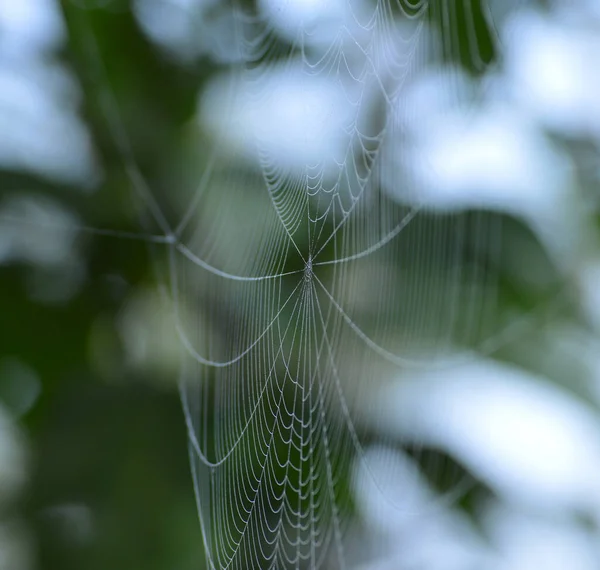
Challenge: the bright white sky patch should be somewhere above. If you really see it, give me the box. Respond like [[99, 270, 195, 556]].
[[353, 446, 490, 570], [484, 504, 599, 570], [0, 61, 99, 186], [0, 0, 64, 56], [258, 0, 348, 45], [502, 9, 600, 139], [406, 105, 564, 213], [386, 83, 579, 270], [392, 68, 569, 216], [0, 0, 99, 186], [134, 0, 197, 48], [374, 358, 600, 514], [200, 62, 354, 172]]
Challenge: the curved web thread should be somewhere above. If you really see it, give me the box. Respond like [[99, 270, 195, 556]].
[[60, 0, 525, 569], [173, 1, 508, 570]]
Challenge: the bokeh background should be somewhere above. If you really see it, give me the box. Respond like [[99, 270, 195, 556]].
[[2, 0, 600, 569]]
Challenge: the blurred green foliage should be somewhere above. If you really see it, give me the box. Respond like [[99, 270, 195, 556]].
[[0, 2, 208, 569]]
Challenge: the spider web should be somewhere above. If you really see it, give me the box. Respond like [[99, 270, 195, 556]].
[[67, 1, 543, 569]]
